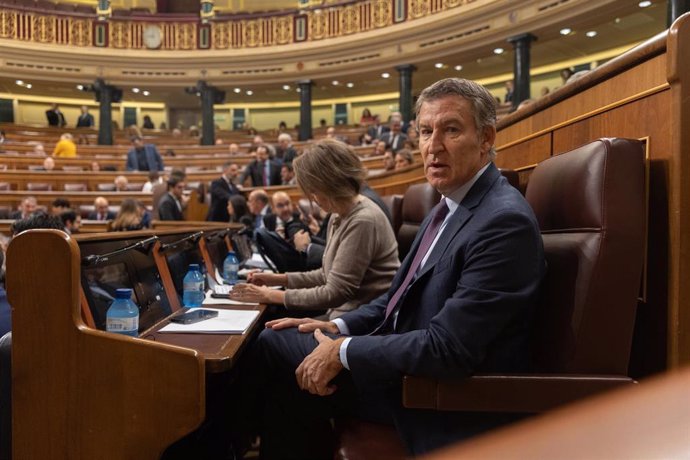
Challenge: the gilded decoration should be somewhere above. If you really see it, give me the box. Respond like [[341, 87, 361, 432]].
[[274, 16, 292, 44], [0, 1, 467, 49], [176, 23, 196, 49], [409, 0, 429, 19], [372, 0, 391, 28], [33, 15, 54, 43], [341, 5, 359, 35], [110, 20, 130, 48], [212, 22, 230, 49], [0, 10, 16, 38], [244, 20, 260, 47], [309, 10, 327, 40], [70, 19, 92, 46]]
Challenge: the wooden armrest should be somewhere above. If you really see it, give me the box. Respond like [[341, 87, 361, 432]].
[[402, 374, 636, 413]]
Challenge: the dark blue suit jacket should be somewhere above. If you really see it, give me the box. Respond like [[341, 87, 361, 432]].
[[340, 163, 545, 453], [125, 145, 164, 171], [206, 177, 240, 222]]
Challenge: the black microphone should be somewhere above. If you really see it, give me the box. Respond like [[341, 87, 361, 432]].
[[159, 231, 204, 252], [205, 229, 230, 241], [81, 236, 159, 266], [238, 216, 254, 236]]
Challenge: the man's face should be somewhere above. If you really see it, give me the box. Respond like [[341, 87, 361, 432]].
[[383, 152, 395, 170], [95, 201, 109, 214], [133, 138, 144, 148], [171, 182, 186, 199], [327, 128, 335, 137], [418, 95, 494, 195], [272, 194, 293, 221], [390, 121, 402, 134], [395, 154, 409, 170], [229, 143, 239, 154], [226, 164, 239, 179], [248, 194, 264, 214], [281, 166, 293, 183], [22, 199, 36, 215], [256, 147, 269, 162], [375, 141, 386, 155], [279, 138, 289, 149]]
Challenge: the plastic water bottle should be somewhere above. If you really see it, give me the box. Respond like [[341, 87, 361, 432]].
[[183, 263, 205, 307], [106, 288, 139, 337], [223, 251, 240, 284]]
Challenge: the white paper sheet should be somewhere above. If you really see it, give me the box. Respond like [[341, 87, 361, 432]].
[[158, 307, 260, 334]]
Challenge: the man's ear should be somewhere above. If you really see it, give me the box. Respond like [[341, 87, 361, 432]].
[[481, 125, 497, 155]]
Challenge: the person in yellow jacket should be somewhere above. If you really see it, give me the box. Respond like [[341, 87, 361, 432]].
[[52, 133, 77, 158]]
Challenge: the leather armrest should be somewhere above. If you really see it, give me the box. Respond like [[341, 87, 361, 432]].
[[402, 374, 636, 413]]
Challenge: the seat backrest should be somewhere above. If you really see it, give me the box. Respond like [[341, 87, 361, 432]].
[[397, 183, 441, 260], [64, 183, 87, 192], [26, 182, 51, 191], [97, 183, 116, 192], [525, 138, 645, 375], [381, 194, 403, 236]]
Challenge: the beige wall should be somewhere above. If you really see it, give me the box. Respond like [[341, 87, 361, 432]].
[[350, 99, 397, 124]]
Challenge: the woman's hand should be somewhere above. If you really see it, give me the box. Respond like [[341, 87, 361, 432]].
[[293, 230, 312, 252], [247, 272, 287, 287], [229, 283, 281, 304]]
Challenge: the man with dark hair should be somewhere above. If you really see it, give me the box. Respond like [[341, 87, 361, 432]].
[[239, 145, 281, 187], [45, 104, 66, 127], [157, 175, 187, 221], [51, 198, 71, 216], [125, 136, 164, 172], [207, 162, 240, 222], [10, 211, 64, 236], [59, 210, 81, 234], [76, 105, 95, 128], [239, 78, 545, 458]]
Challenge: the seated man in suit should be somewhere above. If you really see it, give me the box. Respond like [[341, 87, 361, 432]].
[[206, 162, 241, 222], [236, 78, 546, 458], [380, 119, 409, 153], [157, 176, 188, 221], [366, 115, 389, 140], [239, 145, 281, 187], [87, 197, 116, 221], [125, 136, 164, 172], [247, 189, 271, 231], [9, 196, 37, 220], [263, 192, 308, 242]]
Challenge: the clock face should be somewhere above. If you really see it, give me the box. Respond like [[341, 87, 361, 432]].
[[143, 25, 162, 49]]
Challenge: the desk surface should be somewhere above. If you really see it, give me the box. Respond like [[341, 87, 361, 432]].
[[141, 303, 265, 373]]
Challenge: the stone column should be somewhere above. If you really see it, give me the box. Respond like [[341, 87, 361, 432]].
[[297, 79, 313, 141], [396, 64, 416, 122], [199, 81, 215, 146], [94, 78, 117, 146], [507, 33, 537, 110]]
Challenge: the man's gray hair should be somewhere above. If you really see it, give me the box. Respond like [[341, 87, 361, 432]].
[[415, 78, 497, 159]]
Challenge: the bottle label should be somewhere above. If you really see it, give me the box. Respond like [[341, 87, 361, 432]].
[[107, 317, 138, 332]]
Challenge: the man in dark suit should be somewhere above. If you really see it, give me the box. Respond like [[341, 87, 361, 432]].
[[380, 119, 408, 153], [76, 106, 95, 128], [366, 115, 389, 140], [157, 176, 187, 221], [238, 78, 546, 458], [125, 136, 164, 172], [87, 197, 116, 221], [276, 133, 298, 165], [239, 145, 281, 187], [9, 196, 37, 220], [206, 162, 240, 222], [263, 191, 307, 242], [45, 104, 66, 127]]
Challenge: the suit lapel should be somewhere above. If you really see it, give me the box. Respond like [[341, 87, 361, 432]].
[[413, 163, 501, 280]]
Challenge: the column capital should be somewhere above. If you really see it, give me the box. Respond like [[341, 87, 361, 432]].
[[395, 64, 417, 73], [296, 79, 313, 87], [507, 33, 537, 45]]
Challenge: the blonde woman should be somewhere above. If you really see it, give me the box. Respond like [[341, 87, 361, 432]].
[[230, 139, 400, 319], [110, 199, 143, 231]]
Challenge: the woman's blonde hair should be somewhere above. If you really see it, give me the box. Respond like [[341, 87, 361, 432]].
[[111, 199, 142, 231], [293, 139, 365, 202]]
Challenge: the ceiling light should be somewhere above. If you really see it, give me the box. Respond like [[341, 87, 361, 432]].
[[560, 28, 572, 35], [493, 48, 504, 55], [76, 84, 84, 90], [296, 87, 301, 93], [434, 63, 444, 69], [233, 88, 241, 93], [586, 30, 598, 38], [346, 82, 354, 88], [132, 87, 140, 93], [332, 80, 339, 86], [454, 65, 463, 71], [142, 90, 150, 96], [614, 17, 621, 23], [15, 80, 23, 85], [638, 1, 652, 7], [246, 90, 253, 95], [282, 85, 290, 91], [381, 72, 390, 79], [25, 84, 32, 89]]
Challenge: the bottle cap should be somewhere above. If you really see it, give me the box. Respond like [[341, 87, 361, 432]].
[[189, 263, 200, 271], [115, 288, 133, 299], [227, 251, 236, 256]]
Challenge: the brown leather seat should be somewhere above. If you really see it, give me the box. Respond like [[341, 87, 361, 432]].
[[26, 182, 51, 191], [396, 183, 441, 260], [63, 183, 87, 192], [381, 194, 403, 235], [404, 137, 646, 411], [337, 138, 646, 459]]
